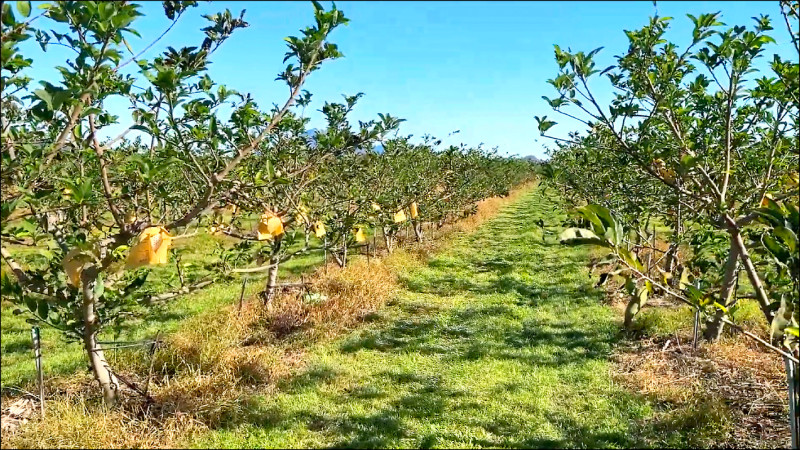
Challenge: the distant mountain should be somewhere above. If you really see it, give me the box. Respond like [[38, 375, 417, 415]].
[[522, 155, 545, 163]]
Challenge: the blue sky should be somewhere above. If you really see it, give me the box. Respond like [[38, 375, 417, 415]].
[[20, 1, 796, 158]]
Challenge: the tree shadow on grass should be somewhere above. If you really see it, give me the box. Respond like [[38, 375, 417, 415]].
[[288, 371, 464, 448], [228, 362, 653, 449], [339, 305, 614, 369], [1, 337, 33, 355]]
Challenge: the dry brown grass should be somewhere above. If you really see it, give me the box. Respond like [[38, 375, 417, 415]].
[[613, 333, 790, 448], [2, 397, 208, 449], [262, 258, 397, 340]]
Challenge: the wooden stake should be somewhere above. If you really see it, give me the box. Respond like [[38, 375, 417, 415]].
[[31, 327, 44, 417], [787, 357, 799, 450], [144, 331, 161, 400], [238, 277, 248, 313]]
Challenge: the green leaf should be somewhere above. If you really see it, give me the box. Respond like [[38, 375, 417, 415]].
[[37, 300, 48, 319], [93, 274, 105, 299], [33, 89, 54, 110], [130, 124, 152, 134], [762, 233, 789, 261], [37, 248, 55, 260], [685, 285, 703, 303], [576, 205, 605, 233], [678, 267, 691, 290], [773, 226, 797, 253], [123, 272, 148, 296], [112, 245, 130, 259], [25, 296, 37, 313], [624, 275, 636, 295], [763, 196, 784, 214], [637, 284, 649, 306], [17, 1, 31, 18], [754, 208, 784, 228], [535, 115, 556, 134], [266, 159, 275, 180], [33, 84, 69, 112], [770, 297, 795, 342], [618, 248, 643, 272], [679, 154, 698, 169], [559, 227, 608, 247]]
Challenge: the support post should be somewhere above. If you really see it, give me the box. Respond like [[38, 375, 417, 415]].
[[31, 326, 45, 417], [238, 277, 248, 313], [787, 356, 799, 450]]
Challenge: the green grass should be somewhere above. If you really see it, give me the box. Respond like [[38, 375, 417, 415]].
[[186, 188, 725, 448]]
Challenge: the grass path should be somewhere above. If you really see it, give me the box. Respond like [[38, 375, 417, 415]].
[[193, 188, 668, 448]]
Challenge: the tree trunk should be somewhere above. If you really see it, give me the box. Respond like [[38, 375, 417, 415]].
[[331, 250, 345, 267], [704, 235, 741, 341], [383, 227, 394, 254], [413, 220, 423, 242], [663, 243, 678, 274], [263, 239, 282, 303], [733, 231, 775, 324], [81, 267, 119, 407], [263, 258, 279, 303], [665, 194, 683, 278]]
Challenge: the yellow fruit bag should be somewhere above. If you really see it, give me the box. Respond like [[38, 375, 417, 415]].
[[354, 226, 366, 243], [394, 210, 407, 223], [410, 202, 419, 219], [125, 226, 172, 269], [257, 213, 284, 240], [63, 248, 92, 287], [314, 221, 326, 238]]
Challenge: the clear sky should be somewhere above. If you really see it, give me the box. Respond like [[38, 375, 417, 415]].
[[19, 1, 797, 159]]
